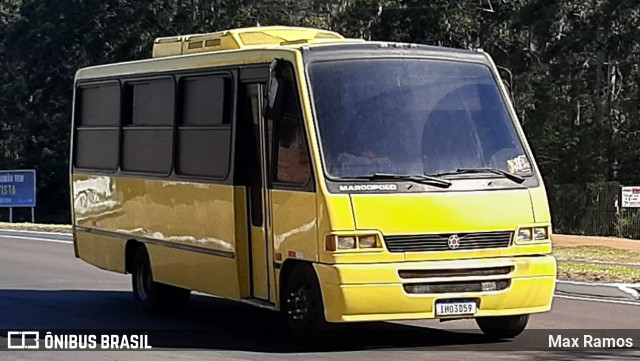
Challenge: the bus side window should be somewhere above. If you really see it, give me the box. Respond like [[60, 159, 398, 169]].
[[176, 75, 231, 179], [74, 82, 120, 171], [121, 78, 175, 175], [270, 66, 312, 186]]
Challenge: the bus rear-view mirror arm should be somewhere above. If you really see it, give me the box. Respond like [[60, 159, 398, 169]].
[[265, 58, 285, 121], [496, 65, 514, 103]]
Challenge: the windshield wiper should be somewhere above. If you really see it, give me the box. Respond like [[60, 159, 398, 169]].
[[434, 168, 525, 184], [343, 173, 452, 188]]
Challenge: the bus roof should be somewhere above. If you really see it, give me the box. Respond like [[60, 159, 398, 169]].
[[152, 26, 354, 58], [75, 26, 487, 81]]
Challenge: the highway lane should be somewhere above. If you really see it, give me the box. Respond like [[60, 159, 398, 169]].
[[0, 235, 639, 360]]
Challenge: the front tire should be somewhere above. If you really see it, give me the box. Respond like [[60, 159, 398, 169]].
[[283, 264, 328, 331], [476, 314, 529, 339], [131, 247, 190, 313], [282, 264, 338, 348]]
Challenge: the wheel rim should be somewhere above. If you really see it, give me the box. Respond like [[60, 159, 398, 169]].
[[287, 283, 318, 326]]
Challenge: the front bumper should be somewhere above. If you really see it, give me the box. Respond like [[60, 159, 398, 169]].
[[314, 255, 556, 322]]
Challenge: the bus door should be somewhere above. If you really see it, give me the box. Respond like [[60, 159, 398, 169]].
[[241, 81, 273, 302]]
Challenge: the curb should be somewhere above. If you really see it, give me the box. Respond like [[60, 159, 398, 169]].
[[556, 280, 640, 301]]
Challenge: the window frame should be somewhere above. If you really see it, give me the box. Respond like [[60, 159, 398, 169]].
[[304, 56, 539, 192], [72, 66, 240, 186], [269, 62, 315, 192], [174, 72, 234, 180], [120, 76, 176, 176], [73, 80, 122, 172]]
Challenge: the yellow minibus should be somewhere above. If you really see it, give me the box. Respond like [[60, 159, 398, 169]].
[[70, 26, 556, 339]]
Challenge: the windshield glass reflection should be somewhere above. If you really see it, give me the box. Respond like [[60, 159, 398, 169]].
[[308, 59, 533, 179]]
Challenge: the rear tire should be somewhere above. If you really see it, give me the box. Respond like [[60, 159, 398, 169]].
[[131, 247, 190, 313], [476, 314, 529, 339]]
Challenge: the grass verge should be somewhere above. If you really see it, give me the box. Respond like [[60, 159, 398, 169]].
[[553, 246, 640, 266], [554, 246, 640, 283], [0, 222, 71, 233], [557, 262, 640, 283]]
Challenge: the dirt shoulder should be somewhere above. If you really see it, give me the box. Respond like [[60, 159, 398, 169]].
[[553, 234, 640, 251], [0, 222, 71, 233]]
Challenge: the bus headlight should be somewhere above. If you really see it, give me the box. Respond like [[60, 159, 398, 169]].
[[517, 228, 532, 242], [517, 226, 549, 243], [358, 235, 378, 248], [533, 227, 548, 241], [337, 236, 356, 250], [325, 234, 381, 251]]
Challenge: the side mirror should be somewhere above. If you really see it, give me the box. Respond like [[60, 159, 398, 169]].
[[265, 59, 284, 121], [268, 76, 279, 109]]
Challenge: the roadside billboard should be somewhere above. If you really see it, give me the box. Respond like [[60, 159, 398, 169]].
[[0, 170, 36, 208], [621, 186, 640, 208]]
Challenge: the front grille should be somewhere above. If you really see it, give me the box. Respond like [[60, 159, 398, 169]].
[[398, 266, 514, 279], [384, 231, 513, 253], [404, 279, 511, 294]]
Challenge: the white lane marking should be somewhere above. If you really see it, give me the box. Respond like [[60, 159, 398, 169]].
[[557, 279, 640, 288], [0, 235, 73, 244], [554, 294, 640, 306], [557, 279, 640, 301], [0, 229, 71, 237], [619, 285, 640, 299]]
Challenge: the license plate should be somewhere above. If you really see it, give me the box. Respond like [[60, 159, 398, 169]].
[[435, 300, 477, 316]]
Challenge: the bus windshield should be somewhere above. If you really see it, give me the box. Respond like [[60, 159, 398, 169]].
[[308, 58, 533, 180]]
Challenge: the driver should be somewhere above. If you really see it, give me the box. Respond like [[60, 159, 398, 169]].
[[336, 144, 395, 177]]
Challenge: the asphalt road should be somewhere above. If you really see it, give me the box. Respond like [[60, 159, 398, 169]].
[[0, 234, 639, 360]]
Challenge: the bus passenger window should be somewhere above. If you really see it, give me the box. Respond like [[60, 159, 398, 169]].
[[271, 67, 311, 185], [121, 79, 174, 174], [74, 82, 120, 171], [176, 75, 231, 179]]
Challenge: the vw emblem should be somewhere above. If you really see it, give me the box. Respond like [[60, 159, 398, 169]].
[[447, 235, 461, 250]]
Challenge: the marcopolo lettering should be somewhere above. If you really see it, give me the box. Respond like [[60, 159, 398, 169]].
[[338, 184, 398, 192]]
